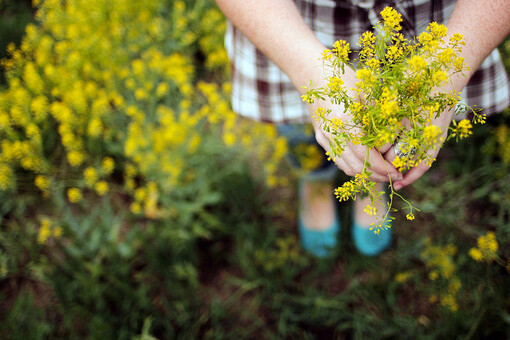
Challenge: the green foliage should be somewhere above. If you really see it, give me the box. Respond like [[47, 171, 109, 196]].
[[1, 292, 54, 339], [0, 1, 509, 339]]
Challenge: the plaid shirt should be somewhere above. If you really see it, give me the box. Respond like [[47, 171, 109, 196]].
[[225, 0, 510, 124]]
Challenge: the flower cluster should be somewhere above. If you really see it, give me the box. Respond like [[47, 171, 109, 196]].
[[303, 7, 484, 230], [254, 235, 307, 273], [420, 239, 461, 312], [37, 217, 62, 244], [0, 0, 288, 240], [468, 231, 510, 273], [469, 231, 499, 263]]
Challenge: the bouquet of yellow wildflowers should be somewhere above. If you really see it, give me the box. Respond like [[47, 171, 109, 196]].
[[302, 7, 485, 232]]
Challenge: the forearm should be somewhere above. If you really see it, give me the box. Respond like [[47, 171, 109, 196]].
[[215, 0, 337, 92], [446, 0, 510, 88]]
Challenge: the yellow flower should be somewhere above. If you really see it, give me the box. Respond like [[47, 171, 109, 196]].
[[380, 6, 402, 31], [427, 22, 448, 39], [222, 131, 236, 146], [67, 188, 82, 203], [423, 125, 443, 148], [392, 156, 406, 171], [438, 48, 455, 64], [130, 202, 142, 214], [332, 40, 351, 61], [364, 205, 377, 216], [53, 225, 63, 238], [37, 218, 52, 244], [355, 68, 376, 87], [394, 271, 413, 283], [301, 93, 314, 104], [366, 58, 380, 69], [134, 88, 148, 101], [440, 294, 458, 312], [35, 175, 51, 192], [31, 96, 49, 121], [321, 49, 333, 61], [406, 212, 415, 220], [101, 157, 115, 175], [408, 55, 428, 72], [83, 167, 98, 187], [134, 187, 147, 202], [359, 31, 376, 48], [469, 248, 483, 261], [453, 119, 473, 139], [87, 118, 103, 137], [330, 117, 344, 130], [432, 70, 449, 85], [131, 59, 145, 76], [469, 231, 500, 263], [385, 45, 403, 61], [0, 165, 14, 190], [477, 231, 499, 254], [380, 98, 398, 118], [156, 82, 169, 98], [327, 76, 344, 93], [94, 180, 109, 196], [313, 107, 328, 121], [67, 150, 84, 167]]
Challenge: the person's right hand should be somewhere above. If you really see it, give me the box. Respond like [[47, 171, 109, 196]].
[[307, 67, 403, 183]]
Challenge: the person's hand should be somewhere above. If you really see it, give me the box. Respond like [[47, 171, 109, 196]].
[[307, 67, 403, 183], [382, 107, 455, 190]]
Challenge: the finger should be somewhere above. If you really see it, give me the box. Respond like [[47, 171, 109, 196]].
[[383, 145, 396, 163], [337, 157, 392, 182], [393, 161, 432, 190], [337, 143, 401, 181], [366, 147, 402, 181], [336, 158, 355, 176], [314, 132, 359, 177], [314, 129, 332, 154], [317, 129, 399, 182], [378, 142, 393, 154], [370, 171, 397, 183], [339, 146, 367, 173]]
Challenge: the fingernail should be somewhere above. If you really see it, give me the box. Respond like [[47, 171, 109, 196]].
[[394, 183, 403, 190]]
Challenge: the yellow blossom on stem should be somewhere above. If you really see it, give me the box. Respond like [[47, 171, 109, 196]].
[[332, 40, 351, 61], [94, 180, 109, 196], [101, 157, 115, 175], [38, 218, 52, 244], [67, 187, 82, 203], [380, 6, 402, 31]]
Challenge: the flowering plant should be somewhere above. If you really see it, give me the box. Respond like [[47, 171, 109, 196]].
[[0, 0, 288, 232], [302, 7, 485, 232]]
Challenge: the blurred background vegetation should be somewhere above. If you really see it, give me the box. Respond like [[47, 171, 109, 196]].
[[0, 0, 509, 339]]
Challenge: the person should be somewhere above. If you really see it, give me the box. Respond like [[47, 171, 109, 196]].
[[215, 0, 510, 257]]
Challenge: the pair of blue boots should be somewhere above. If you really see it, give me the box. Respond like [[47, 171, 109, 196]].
[[298, 215, 392, 257], [298, 193, 392, 258]]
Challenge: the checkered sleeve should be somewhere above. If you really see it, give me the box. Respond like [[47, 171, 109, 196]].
[[224, 0, 510, 124]]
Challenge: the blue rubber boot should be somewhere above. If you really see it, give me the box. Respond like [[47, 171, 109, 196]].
[[297, 178, 340, 258], [352, 220, 392, 256], [298, 218, 340, 258]]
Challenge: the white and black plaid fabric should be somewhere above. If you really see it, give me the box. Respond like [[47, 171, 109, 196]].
[[225, 0, 510, 124]]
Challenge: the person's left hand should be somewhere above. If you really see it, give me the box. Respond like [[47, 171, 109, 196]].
[[382, 107, 455, 190]]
